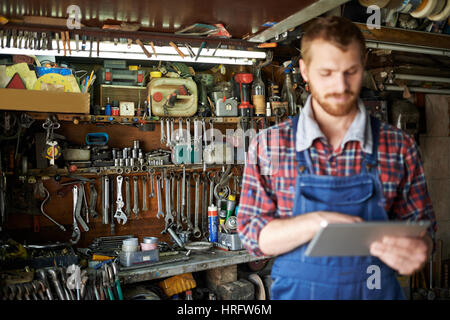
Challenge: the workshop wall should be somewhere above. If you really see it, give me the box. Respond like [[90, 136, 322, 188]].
[[420, 95, 450, 259]]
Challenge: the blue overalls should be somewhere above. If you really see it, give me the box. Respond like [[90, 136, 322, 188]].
[[270, 116, 405, 300]]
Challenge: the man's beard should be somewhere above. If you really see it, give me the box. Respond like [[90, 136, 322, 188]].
[[309, 82, 359, 117]]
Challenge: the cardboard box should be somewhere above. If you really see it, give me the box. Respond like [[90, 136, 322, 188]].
[[0, 88, 90, 114]]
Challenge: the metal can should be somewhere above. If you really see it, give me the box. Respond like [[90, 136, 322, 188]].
[[111, 106, 120, 116], [208, 204, 218, 243]]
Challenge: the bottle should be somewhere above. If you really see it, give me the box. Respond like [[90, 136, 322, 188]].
[[252, 67, 265, 116], [104, 97, 111, 116], [281, 69, 297, 116], [185, 290, 193, 300]]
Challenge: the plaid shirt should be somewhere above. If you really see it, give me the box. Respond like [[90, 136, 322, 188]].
[[237, 105, 437, 257]]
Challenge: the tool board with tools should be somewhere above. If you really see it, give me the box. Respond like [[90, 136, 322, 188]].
[[0, 43, 294, 299]]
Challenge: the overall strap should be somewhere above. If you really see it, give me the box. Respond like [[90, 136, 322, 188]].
[[292, 115, 312, 173], [363, 116, 381, 170]]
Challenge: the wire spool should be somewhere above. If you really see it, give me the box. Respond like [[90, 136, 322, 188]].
[[410, 0, 439, 18], [428, 0, 450, 20], [358, 0, 391, 8]]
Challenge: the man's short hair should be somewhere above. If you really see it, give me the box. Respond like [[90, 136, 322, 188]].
[[301, 16, 366, 65]]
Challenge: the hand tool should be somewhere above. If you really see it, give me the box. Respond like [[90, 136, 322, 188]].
[[66, 265, 81, 300], [193, 173, 202, 238], [47, 32, 53, 50], [102, 176, 110, 225], [55, 32, 60, 53], [160, 118, 166, 145], [181, 166, 186, 223], [156, 174, 164, 219], [201, 173, 209, 240], [32, 280, 46, 300], [132, 176, 139, 217], [125, 176, 131, 217], [81, 35, 86, 51], [65, 31, 71, 55], [141, 175, 148, 211], [0, 30, 4, 48], [114, 176, 128, 224], [170, 118, 175, 146], [70, 186, 82, 244], [186, 118, 192, 153], [208, 171, 216, 206], [89, 183, 99, 219], [59, 267, 74, 300], [4, 29, 11, 48], [21, 283, 31, 300], [162, 171, 174, 233], [175, 173, 183, 232], [169, 41, 186, 58], [166, 118, 171, 147], [61, 31, 67, 56], [111, 262, 123, 300], [89, 36, 93, 57], [110, 176, 115, 235], [36, 269, 53, 300], [212, 42, 221, 56], [184, 43, 195, 58], [17, 30, 23, 49], [48, 269, 66, 300], [136, 39, 152, 58], [185, 173, 193, 231], [100, 270, 107, 300], [74, 185, 89, 232], [81, 183, 90, 224], [12, 28, 17, 48], [195, 41, 206, 61], [97, 38, 100, 57], [75, 33, 79, 52], [39, 181, 66, 231], [149, 168, 155, 198], [35, 32, 41, 50], [104, 265, 115, 300], [177, 118, 184, 143], [149, 41, 157, 57]]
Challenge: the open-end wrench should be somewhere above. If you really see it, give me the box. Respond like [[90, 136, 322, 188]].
[[175, 173, 182, 232], [181, 166, 186, 223], [48, 269, 66, 300], [201, 173, 209, 240], [109, 176, 115, 235], [193, 173, 201, 238], [70, 186, 81, 244], [102, 176, 109, 225], [74, 185, 89, 232], [208, 171, 216, 206], [125, 176, 131, 218], [89, 183, 99, 219], [162, 171, 174, 233], [114, 176, 127, 225], [160, 118, 166, 145], [170, 118, 175, 146], [185, 173, 193, 231], [148, 168, 155, 198], [36, 270, 53, 300], [81, 183, 90, 224], [141, 175, 148, 211], [186, 118, 192, 153], [132, 176, 139, 217], [170, 172, 177, 227], [155, 174, 164, 219], [178, 118, 183, 143]]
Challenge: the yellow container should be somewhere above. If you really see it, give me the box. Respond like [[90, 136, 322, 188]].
[[158, 273, 196, 297], [150, 71, 162, 78]]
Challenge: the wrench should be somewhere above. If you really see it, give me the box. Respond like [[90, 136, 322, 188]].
[[114, 176, 128, 224], [162, 171, 174, 233], [141, 175, 148, 211], [160, 118, 166, 145], [201, 173, 209, 240], [155, 174, 164, 219], [74, 185, 89, 232], [193, 173, 201, 238], [89, 183, 99, 219], [109, 176, 115, 235], [178, 118, 183, 143], [185, 173, 193, 231], [148, 168, 155, 198], [132, 176, 139, 217], [208, 171, 216, 206], [36, 270, 53, 300], [175, 173, 182, 232], [125, 176, 131, 218], [186, 118, 192, 153], [48, 269, 66, 300], [181, 166, 186, 223], [166, 118, 171, 147], [170, 118, 175, 146], [81, 183, 90, 224], [70, 186, 81, 244], [102, 176, 109, 225]]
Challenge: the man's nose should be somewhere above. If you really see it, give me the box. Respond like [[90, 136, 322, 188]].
[[334, 73, 349, 93]]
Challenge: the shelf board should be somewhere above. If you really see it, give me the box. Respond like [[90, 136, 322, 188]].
[[356, 23, 450, 51], [25, 112, 276, 124]]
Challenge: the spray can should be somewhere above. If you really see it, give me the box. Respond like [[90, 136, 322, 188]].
[[208, 204, 218, 242], [226, 195, 236, 220], [104, 97, 111, 115]]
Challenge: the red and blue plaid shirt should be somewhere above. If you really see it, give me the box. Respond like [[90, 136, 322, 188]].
[[237, 111, 437, 257]]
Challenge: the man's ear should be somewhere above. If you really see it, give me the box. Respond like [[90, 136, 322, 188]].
[[299, 59, 309, 83]]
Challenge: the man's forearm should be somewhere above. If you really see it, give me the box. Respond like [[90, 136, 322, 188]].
[[258, 213, 319, 256]]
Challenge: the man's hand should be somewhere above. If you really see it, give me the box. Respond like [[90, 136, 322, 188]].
[[370, 234, 432, 275]]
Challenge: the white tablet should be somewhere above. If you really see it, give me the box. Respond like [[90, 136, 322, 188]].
[[304, 221, 431, 257]]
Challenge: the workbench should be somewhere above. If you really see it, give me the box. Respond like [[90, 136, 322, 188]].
[[118, 249, 270, 285]]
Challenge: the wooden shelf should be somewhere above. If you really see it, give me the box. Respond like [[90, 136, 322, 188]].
[[356, 23, 450, 51], [25, 112, 276, 124]]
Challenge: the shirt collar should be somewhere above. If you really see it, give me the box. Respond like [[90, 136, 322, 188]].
[[295, 95, 373, 154]]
